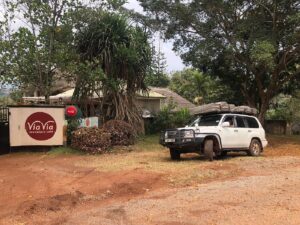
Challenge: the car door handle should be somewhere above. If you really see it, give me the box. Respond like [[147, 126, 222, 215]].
[[234, 130, 238, 132], [248, 130, 252, 132]]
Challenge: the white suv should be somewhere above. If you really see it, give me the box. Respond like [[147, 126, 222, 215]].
[[160, 113, 268, 161]]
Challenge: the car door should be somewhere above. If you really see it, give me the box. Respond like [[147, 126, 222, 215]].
[[219, 115, 239, 148], [244, 116, 260, 145], [235, 115, 249, 148]]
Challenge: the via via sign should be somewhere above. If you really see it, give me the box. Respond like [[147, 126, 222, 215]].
[[66, 106, 78, 117], [25, 112, 57, 141]]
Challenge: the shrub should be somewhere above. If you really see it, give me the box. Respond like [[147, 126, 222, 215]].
[[71, 128, 112, 154], [102, 120, 135, 146], [66, 118, 80, 145], [147, 106, 192, 134]]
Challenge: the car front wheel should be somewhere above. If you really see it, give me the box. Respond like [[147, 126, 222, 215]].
[[248, 139, 262, 156], [204, 139, 214, 161]]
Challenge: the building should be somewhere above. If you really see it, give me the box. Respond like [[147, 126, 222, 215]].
[[22, 87, 195, 118]]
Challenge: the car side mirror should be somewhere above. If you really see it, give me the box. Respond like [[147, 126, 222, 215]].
[[222, 122, 230, 127]]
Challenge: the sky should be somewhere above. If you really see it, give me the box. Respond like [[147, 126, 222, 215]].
[[124, 0, 185, 73]]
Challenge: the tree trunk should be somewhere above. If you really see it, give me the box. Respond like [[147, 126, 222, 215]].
[[257, 98, 270, 126], [45, 92, 50, 104]]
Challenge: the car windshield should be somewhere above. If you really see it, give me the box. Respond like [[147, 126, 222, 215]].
[[189, 114, 222, 127]]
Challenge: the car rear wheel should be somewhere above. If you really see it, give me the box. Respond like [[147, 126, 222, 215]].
[[248, 139, 262, 156], [170, 148, 180, 160], [204, 139, 214, 161]]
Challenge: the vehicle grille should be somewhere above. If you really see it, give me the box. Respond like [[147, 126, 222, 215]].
[[165, 130, 195, 138]]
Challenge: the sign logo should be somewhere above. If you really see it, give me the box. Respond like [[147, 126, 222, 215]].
[[25, 112, 57, 141], [66, 105, 78, 117]]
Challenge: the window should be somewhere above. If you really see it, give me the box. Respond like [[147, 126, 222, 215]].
[[236, 116, 246, 128], [223, 116, 234, 127], [189, 117, 200, 127], [197, 115, 222, 126], [246, 117, 259, 128]]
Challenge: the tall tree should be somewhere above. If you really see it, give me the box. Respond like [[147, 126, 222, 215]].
[[138, 0, 300, 122], [145, 44, 170, 87], [0, 0, 83, 102], [74, 12, 152, 133]]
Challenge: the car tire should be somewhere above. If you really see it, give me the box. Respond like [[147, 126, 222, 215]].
[[170, 148, 180, 160], [204, 139, 214, 161], [247, 139, 262, 156]]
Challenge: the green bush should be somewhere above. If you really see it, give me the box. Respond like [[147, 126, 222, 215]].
[[66, 118, 80, 145], [146, 105, 192, 134]]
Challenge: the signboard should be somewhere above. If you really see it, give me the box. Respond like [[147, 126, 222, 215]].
[[9, 107, 64, 147], [78, 117, 99, 128]]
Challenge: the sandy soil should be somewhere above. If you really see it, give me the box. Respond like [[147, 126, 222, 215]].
[[0, 135, 300, 225]]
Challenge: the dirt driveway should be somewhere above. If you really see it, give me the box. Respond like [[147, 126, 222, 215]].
[[1, 135, 300, 225]]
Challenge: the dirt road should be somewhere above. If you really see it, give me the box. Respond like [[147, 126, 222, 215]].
[[1, 135, 300, 225], [68, 157, 300, 225]]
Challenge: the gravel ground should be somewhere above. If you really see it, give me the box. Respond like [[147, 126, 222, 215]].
[[1, 135, 300, 225], [66, 158, 300, 225]]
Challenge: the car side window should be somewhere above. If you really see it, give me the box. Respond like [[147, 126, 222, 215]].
[[236, 116, 246, 128], [246, 117, 259, 128], [223, 116, 235, 127]]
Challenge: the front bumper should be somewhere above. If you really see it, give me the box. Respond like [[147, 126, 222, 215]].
[[159, 129, 204, 150]]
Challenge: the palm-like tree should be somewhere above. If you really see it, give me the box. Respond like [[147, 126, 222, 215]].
[[74, 13, 152, 133]]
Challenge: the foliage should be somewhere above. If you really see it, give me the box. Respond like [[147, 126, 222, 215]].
[[169, 68, 242, 105], [0, 96, 15, 105], [147, 104, 192, 134], [0, 0, 81, 102], [145, 46, 170, 87], [138, 0, 300, 122], [0, 0, 128, 102], [9, 90, 23, 104], [74, 12, 152, 134], [145, 71, 170, 87], [66, 118, 80, 145], [102, 120, 136, 145], [266, 93, 300, 123], [71, 127, 112, 154]]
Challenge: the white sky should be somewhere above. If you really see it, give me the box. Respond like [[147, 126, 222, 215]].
[[124, 0, 185, 73]]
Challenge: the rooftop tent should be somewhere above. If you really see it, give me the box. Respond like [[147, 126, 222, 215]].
[[190, 102, 258, 116]]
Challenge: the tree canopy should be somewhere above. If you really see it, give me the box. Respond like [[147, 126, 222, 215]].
[[145, 44, 170, 87], [0, 0, 83, 102], [138, 0, 300, 122], [169, 68, 242, 105]]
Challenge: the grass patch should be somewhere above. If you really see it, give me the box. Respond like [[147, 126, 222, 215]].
[[134, 134, 165, 152], [48, 147, 83, 155]]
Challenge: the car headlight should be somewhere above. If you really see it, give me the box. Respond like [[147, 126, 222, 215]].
[[183, 130, 194, 138], [165, 132, 168, 138]]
